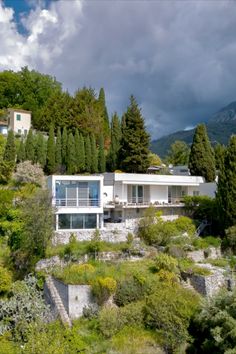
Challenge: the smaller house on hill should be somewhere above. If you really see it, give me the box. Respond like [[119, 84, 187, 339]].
[[7, 109, 31, 136]]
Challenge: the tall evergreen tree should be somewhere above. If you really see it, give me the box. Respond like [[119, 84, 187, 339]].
[[98, 134, 106, 173], [35, 133, 46, 168], [78, 134, 85, 172], [216, 136, 236, 230], [91, 134, 98, 173], [3, 130, 16, 164], [85, 135, 92, 173], [17, 138, 25, 163], [45, 125, 55, 174], [25, 128, 34, 162], [74, 129, 80, 173], [55, 127, 62, 171], [107, 112, 121, 171], [67, 132, 76, 174], [98, 88, 110, 140], [119, 96, 150, 173], [188, 124, 215, 182], [61, 127, 67, 166]]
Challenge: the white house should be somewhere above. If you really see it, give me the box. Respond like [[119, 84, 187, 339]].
[[103, 172, 206, 225], [48, 175, 104, 232], [48, 173, 214, 234], [8, 109, 31, 136]]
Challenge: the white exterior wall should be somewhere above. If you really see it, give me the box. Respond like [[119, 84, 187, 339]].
[[8, 110, 31, 134], [199, 182, 217, 198], [150, 185, 168, 203], [187, 186, 200, 196]]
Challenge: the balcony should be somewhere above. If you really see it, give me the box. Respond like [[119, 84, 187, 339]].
[[54, 198, 101, 207]]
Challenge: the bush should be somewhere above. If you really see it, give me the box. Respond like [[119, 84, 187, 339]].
[[92, 277, 117, 305], [174, 216, 196, 236], [0, 266, 12, 295], [114, 275, 149, 306], [119, 301, 144, 328], [156, 269, 179, 284], [143, 283, 200, 352], [193, 236, 221, 250], [98, 306, 120, 338], [155, 253, 178, 273]]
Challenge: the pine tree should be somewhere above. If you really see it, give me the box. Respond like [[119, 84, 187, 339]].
[[107, 112, 121, 171], [216, 135, 236, 230], [67, 132, 76, 174], [55, 127, 62, 171], [25, 128, 35, 162], [98, 134, 106, 173], [188, 124, 215, 182], [91, 134, 98, 173], [61, 127, 67, 166], [17, 138, 25, 163], [119, 96, 150, 173], [3, 130, 16, 164], [85, 135, 92, 173], [45, 125, 55, 174], [98, 88, 110, 139]]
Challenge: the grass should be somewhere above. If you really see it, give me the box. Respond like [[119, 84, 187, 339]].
[[192, 236, 221, 250], [203, 258, 229, 268]]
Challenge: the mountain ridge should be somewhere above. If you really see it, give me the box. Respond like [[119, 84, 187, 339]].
[[151, 101, 236, 157]]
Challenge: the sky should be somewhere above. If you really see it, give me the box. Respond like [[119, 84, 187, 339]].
[[1, 0, 236, 139]]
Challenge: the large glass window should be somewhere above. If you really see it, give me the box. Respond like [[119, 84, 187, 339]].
[[58, 214, 97, 229], [55, 180, 100, 207], [58, 214, 71, 229], [131, 185, 143, 203]]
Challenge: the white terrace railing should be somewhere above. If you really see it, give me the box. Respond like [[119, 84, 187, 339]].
[[54, 198, 101, 207]]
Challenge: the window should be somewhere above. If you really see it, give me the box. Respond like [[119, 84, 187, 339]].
[[58, 214, 97, 230], [18, 129, 21, 134], [131, 185, 143, 203], [16, 114, 21, 121]]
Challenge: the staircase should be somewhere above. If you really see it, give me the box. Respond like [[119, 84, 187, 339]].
[[45, 276, 72, 327]]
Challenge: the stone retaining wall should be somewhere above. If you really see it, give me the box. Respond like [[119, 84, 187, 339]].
[[187, 247, 222, 262]]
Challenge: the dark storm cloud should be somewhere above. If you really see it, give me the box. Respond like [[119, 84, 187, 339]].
[[1, 0, 236, 138]]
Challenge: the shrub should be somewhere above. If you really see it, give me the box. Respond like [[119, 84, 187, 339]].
[[87, 229, 102, 256], [174, 216, 196, 236], [54, 263, 95, 285], [0, 266, 12, 295], [114, 275, 149, 306], [155, 253, 178, 273], [193, 236, 221, 250], [143, 283, 200, 352], [156, 269, 179, 284], [92, 277, 117, 305], [98, 306, 120, 338], [119, 301, 144, 328]]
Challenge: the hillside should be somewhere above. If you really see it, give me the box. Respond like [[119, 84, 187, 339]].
[[151, 102, 236, 157]]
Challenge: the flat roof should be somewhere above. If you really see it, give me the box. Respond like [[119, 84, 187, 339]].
[[8, 108, 32, 114]]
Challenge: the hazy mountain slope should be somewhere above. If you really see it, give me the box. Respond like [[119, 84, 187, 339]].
[[151, 102, 236, 158]]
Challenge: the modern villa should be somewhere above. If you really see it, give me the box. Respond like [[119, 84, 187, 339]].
[[48, 172, 215, 235]]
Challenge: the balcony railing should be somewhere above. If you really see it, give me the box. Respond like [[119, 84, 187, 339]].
[[54, 198, 101, 207]]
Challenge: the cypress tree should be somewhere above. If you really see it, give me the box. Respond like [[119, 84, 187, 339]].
[[55, 127, 62, 171], [74, 129, 80, 173], [35, 133, 47, 168], [91, 134, 98, 173], [216, 136, 236, 230], [3, 130, 16, 164], [85, 135, 92, 173], [119, 96, 150, 173], [98, 88, 110, 139], [78, 134, 85, 172], [67, 132, 76, 174], [188, 124, 215, 182], [107, 113, 121, 171], [98, 134, 106, 173], [25, 128, 35, 162], [17, 138, 25, 163], [61, 127, 67, 166], [46, 125, 55, 174]]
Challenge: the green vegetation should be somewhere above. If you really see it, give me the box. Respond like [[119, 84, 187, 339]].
[[119, 96, 150, 173], [188, 124, 216, 182], [166, 140, 190, 165]]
